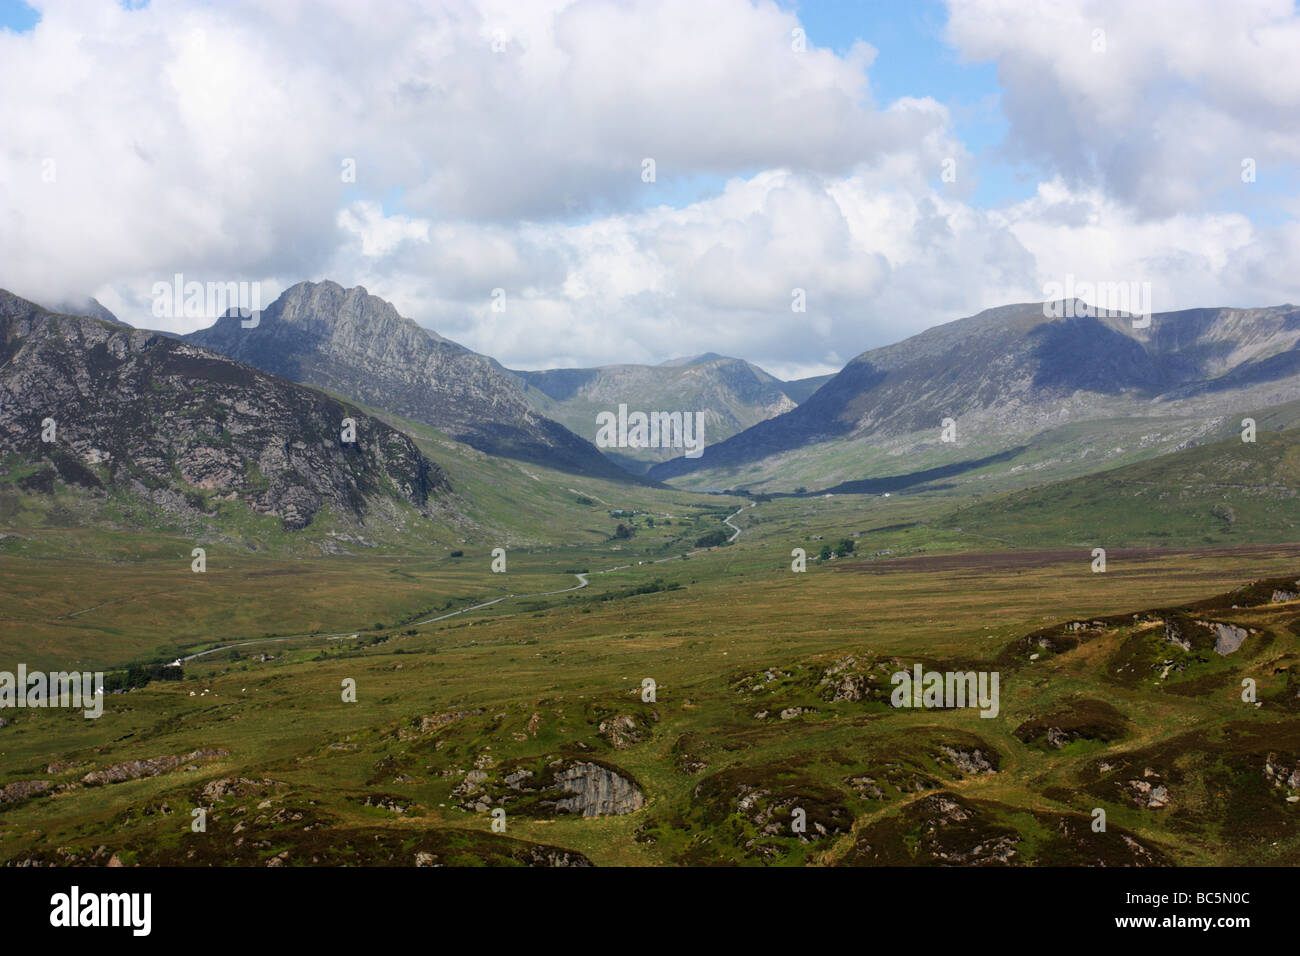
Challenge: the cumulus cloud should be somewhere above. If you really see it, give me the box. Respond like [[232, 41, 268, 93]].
[[944, 0, 1300, 218], [0, 0, 951, 299], [333, 167, 1300, 377], [0, 0, 1297, 374]]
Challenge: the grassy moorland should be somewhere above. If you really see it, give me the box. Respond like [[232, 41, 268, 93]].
[[2, 473, 1299, 866]]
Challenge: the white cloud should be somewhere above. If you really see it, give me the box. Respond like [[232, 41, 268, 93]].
[[0, 0, 1297, 378], [0, 0, 952, 323], [944, 0, 1300, 218], [334, 167, 1300, 375]]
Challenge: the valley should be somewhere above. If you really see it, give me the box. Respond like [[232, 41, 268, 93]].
[[3, 288, 1300, 868], [3, 0, 1297, 928], [3, 473, 1299, 866]]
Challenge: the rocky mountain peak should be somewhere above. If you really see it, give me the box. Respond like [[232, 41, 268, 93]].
[[186, 282, 637, 482]]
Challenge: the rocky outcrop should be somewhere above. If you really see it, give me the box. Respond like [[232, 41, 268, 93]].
[[81, 748, 228, 787], [419, 709, 482, 734], [848, 792, 1020, 866], [199, 776, 281, 802], [0, 779, 52, 806], [690, 766, 852, 859], [354, 793, 415, 814], [0, 290, 449, 534], [817, 656, 873, 702], [1202, 621, 1249, 655], [1264, 754, 1300, 802], [597, 714, 643, 749], [1163, 618, 1194, 651], [552, 761, 645, 817], [455, 757, 645, 818], [847, 775, 885, 799], [937, 745, 997, 775], [1123, 768, 1171, 809]]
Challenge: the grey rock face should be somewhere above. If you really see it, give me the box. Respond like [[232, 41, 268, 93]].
[[1204, 621, 1249, 655], [0, 779, 53, 805], [938, 745, 997, 775], [552, 761, 645, 817], [0, 290, 447, 533], [186, 281, 634, 481], [80, 748, 228, 787]]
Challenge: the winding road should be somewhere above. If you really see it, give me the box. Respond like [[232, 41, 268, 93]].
[[175, 506, 751, 664]]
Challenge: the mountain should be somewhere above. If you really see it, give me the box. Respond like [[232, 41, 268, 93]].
[[48, 296, 127, 326], [778, 372, 835, 404], [656, 352, 729, 367], [507, 353, 799, 473], [649, 300, 1300, 490], [185, 281, 637, 482], [0, 290, 448, 540]]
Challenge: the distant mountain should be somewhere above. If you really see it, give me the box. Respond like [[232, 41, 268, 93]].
[[185, 281, 637, 482], [49, 296, 127, 326], [649, 300, 1300, 490], [0, 290, 447, 538], [657, 352, 729, 367], [778, 373, 835, 404], [508, 354, 799, 473]]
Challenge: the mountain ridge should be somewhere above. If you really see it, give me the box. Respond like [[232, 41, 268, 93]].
[[185, 280, 642, 483], [0, 289, 449, 541], [506, 354, 799, 471], [648, 300, 1300, 489]]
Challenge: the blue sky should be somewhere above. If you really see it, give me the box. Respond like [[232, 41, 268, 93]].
[[792, 0, 1022, 208], [0, 0, 38, 32]]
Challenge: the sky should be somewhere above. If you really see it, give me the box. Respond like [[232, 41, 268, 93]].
[[1, 0, 1298, 379]]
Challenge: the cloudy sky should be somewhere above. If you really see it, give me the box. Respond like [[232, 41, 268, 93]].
[[2, 0, 1298, 378]]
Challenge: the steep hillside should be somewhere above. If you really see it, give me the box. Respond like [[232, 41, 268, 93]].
[[48, 296, 127, 326], [779, 372, 835, 403], [186, 281, 637, 482], [0, 290, 450, 546], [650, 300, 1300, 491], [939, 427, 1300, 548], [509, 353, 797, 472]]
